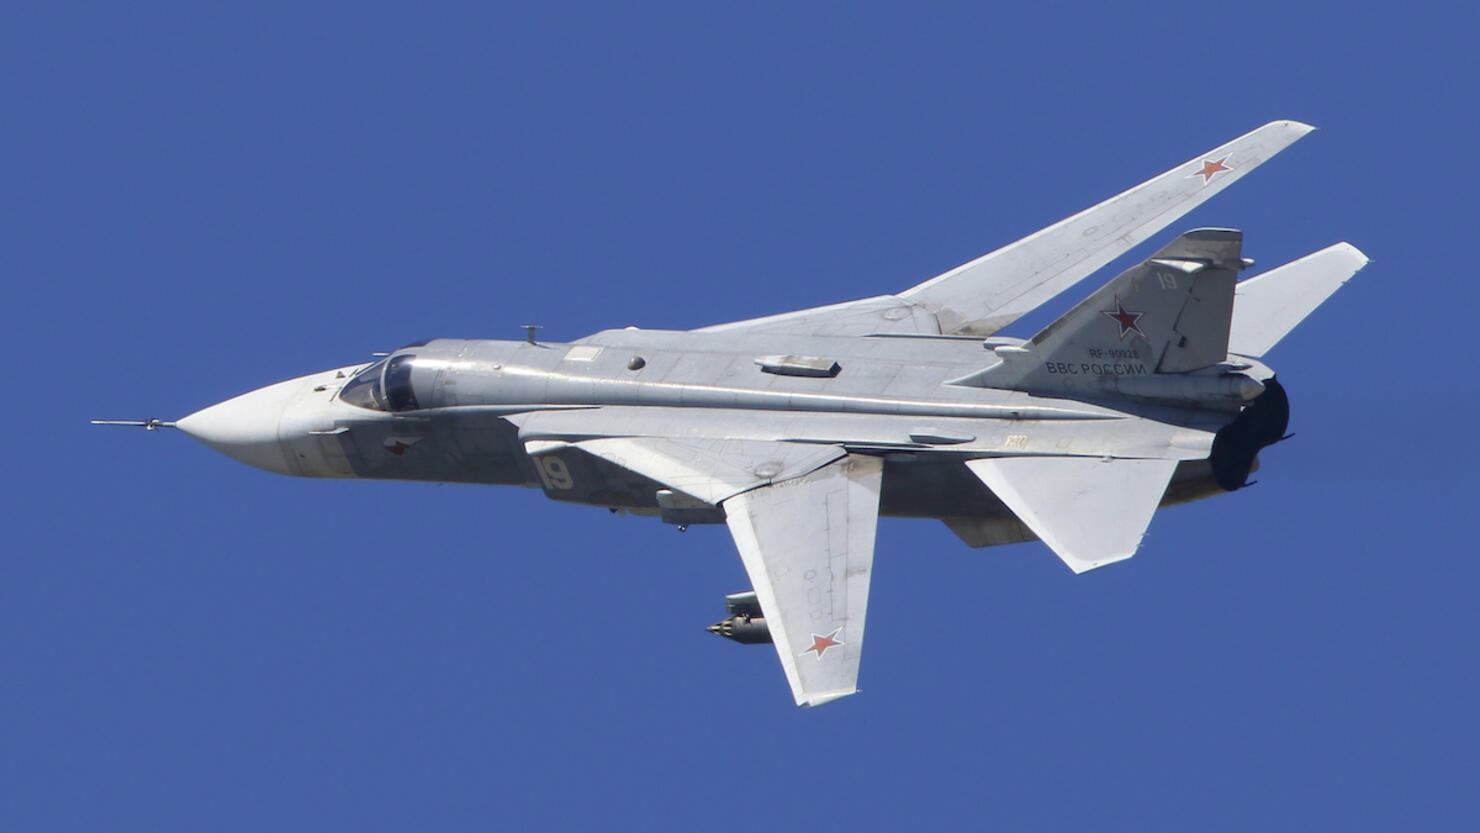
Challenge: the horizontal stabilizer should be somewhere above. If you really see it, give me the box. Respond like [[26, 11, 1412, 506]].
[[965, 456, 1177, 573], [1229, 243, 1369, 357]]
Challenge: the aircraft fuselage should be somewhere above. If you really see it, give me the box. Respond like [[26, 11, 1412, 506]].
[[175, 329, 1237, 536]]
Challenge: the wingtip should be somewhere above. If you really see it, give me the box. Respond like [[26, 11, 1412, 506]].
[[1065, 552, 1135, 575], [1331, 241, 1372, 266], [1270, 119, 1318, 134], [796, 688, 858, 708]]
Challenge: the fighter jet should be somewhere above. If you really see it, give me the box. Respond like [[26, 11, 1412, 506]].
[[98, 120, 1367, 707]]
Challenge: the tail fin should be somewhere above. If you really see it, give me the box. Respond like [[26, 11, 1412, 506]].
[[970, 229, 1258, 403]]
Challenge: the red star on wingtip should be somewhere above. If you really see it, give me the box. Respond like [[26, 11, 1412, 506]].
[[1101, 297, 1145, 339], [1192, 156, 1231, 184], [802, 630, 844, 659]]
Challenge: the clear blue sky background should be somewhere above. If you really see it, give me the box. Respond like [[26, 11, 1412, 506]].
[[6, 3, 1477, 831]]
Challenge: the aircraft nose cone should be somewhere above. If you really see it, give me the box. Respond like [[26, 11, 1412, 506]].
[[176, 376, 307, 474]]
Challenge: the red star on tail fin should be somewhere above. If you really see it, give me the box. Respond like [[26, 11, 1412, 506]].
[[1101, 297, 1145, 339]]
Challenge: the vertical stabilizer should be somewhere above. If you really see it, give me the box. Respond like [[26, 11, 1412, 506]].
[[969, 229, 1253, 403]]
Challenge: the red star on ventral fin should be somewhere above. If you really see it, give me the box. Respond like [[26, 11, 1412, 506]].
[[803, 630, 844, 659], [1101, 297, 1145, 339], [1193, 156, 1231, 184]]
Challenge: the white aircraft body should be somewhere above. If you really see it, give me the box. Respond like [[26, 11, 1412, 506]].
[[98, 121, 1367, 706]]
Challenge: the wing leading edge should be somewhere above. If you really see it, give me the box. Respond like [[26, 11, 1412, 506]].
[[900, 120, 1314, 336], [525, 435, 844, 506], [702, 121, 1314, 339]]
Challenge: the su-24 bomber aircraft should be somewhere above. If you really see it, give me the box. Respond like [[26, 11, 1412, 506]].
[[99, 120, 1367, 707]]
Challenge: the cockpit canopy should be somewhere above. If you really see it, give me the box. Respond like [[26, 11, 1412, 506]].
[[339, 354, 422, 412]]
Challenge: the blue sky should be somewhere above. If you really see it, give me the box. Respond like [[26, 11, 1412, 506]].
[[6, 2, 1478, 830]]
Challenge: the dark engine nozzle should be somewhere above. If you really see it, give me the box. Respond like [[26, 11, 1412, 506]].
[[707, 590, 773, 644], [1210, 377, 1291, 491]]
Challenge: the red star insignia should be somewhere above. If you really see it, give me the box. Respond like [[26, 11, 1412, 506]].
[[803, 630, 844, 659], [1193, 156, 1231, 184], [383, 436, 423, 456], [1101, 297, 1145, 339]]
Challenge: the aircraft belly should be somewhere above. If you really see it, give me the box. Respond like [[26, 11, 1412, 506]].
[[521, 444, 669, 509], [877, 456, 1226, 523], [879, 456, 1005, 518], [336, 414, 530, 485]]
